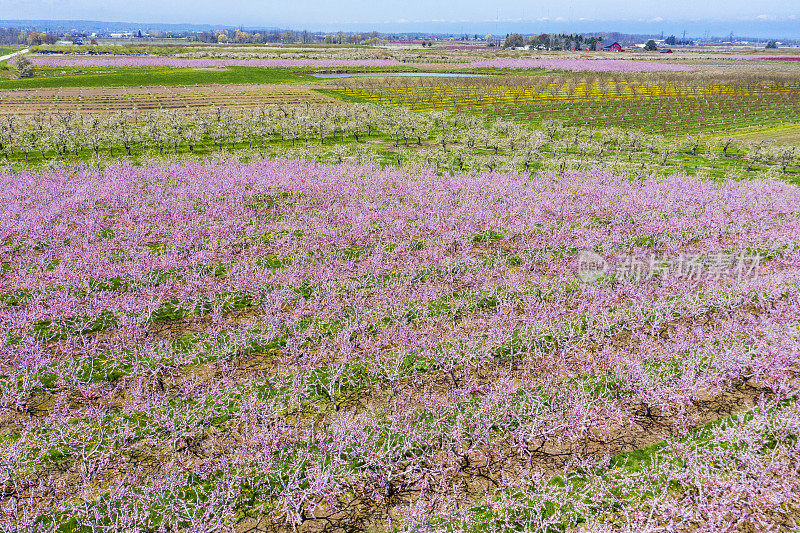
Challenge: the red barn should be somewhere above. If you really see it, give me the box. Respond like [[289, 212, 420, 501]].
[[603, 42, 623, 52]]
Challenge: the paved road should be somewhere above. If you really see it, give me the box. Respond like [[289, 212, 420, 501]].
[[0, 48, 30, 63]]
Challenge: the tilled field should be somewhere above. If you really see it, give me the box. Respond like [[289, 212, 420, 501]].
[[0, 84, 335, 115]]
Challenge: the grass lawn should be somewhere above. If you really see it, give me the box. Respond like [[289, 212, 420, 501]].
[[0, 65, 317, 89], [0, 62, 548, 89], [0, 45, 24, 56]]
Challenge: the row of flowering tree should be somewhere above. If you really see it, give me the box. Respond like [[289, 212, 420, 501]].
[[331, 71, 800, 134], [0, 106, 797, 177], [1, 158, 799, 530]]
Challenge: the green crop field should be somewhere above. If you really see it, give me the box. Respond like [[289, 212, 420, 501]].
[[0, 66, 316, 89], [706, 123, 800, 145]]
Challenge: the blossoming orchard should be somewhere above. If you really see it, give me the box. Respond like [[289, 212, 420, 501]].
[[0, 32, 799, 533]]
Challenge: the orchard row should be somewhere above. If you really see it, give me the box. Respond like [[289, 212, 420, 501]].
[[1, 105, 797, 180], [333, 74, 800, 134], [2, 159, 799, 530]]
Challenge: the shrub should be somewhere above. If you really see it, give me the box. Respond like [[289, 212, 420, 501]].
[[13, 56, 35, 78]]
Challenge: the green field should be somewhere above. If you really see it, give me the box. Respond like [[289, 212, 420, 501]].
[[0, 63, 553, 89], [0, 65, 316, 89], [705, 123, 800, 145], [0, 45, 24, 56]]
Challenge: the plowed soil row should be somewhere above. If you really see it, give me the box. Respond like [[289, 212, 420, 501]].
[[0, 84, 334, 115]]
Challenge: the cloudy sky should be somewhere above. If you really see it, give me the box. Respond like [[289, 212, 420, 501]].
[[2, 0, 798, 36]]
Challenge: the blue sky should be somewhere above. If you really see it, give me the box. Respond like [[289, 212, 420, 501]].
[[2, 0, 799, 37]]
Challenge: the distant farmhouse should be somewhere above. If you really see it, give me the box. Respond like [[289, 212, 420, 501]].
[[602, 42, 624, 52]]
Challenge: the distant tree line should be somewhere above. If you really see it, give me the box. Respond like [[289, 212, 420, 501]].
[[503, 33, 602, 50], [188, 29, 385, 45], [0, 27, 20, 45], [664, 35, 692, 45], [0, 28, 59, 45], [2, 24, 793, 48]]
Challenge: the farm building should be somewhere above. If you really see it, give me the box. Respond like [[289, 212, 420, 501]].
[[603, 42, 624, 52]]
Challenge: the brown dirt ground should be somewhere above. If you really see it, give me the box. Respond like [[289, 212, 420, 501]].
[[0, 84, 336, 115]]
